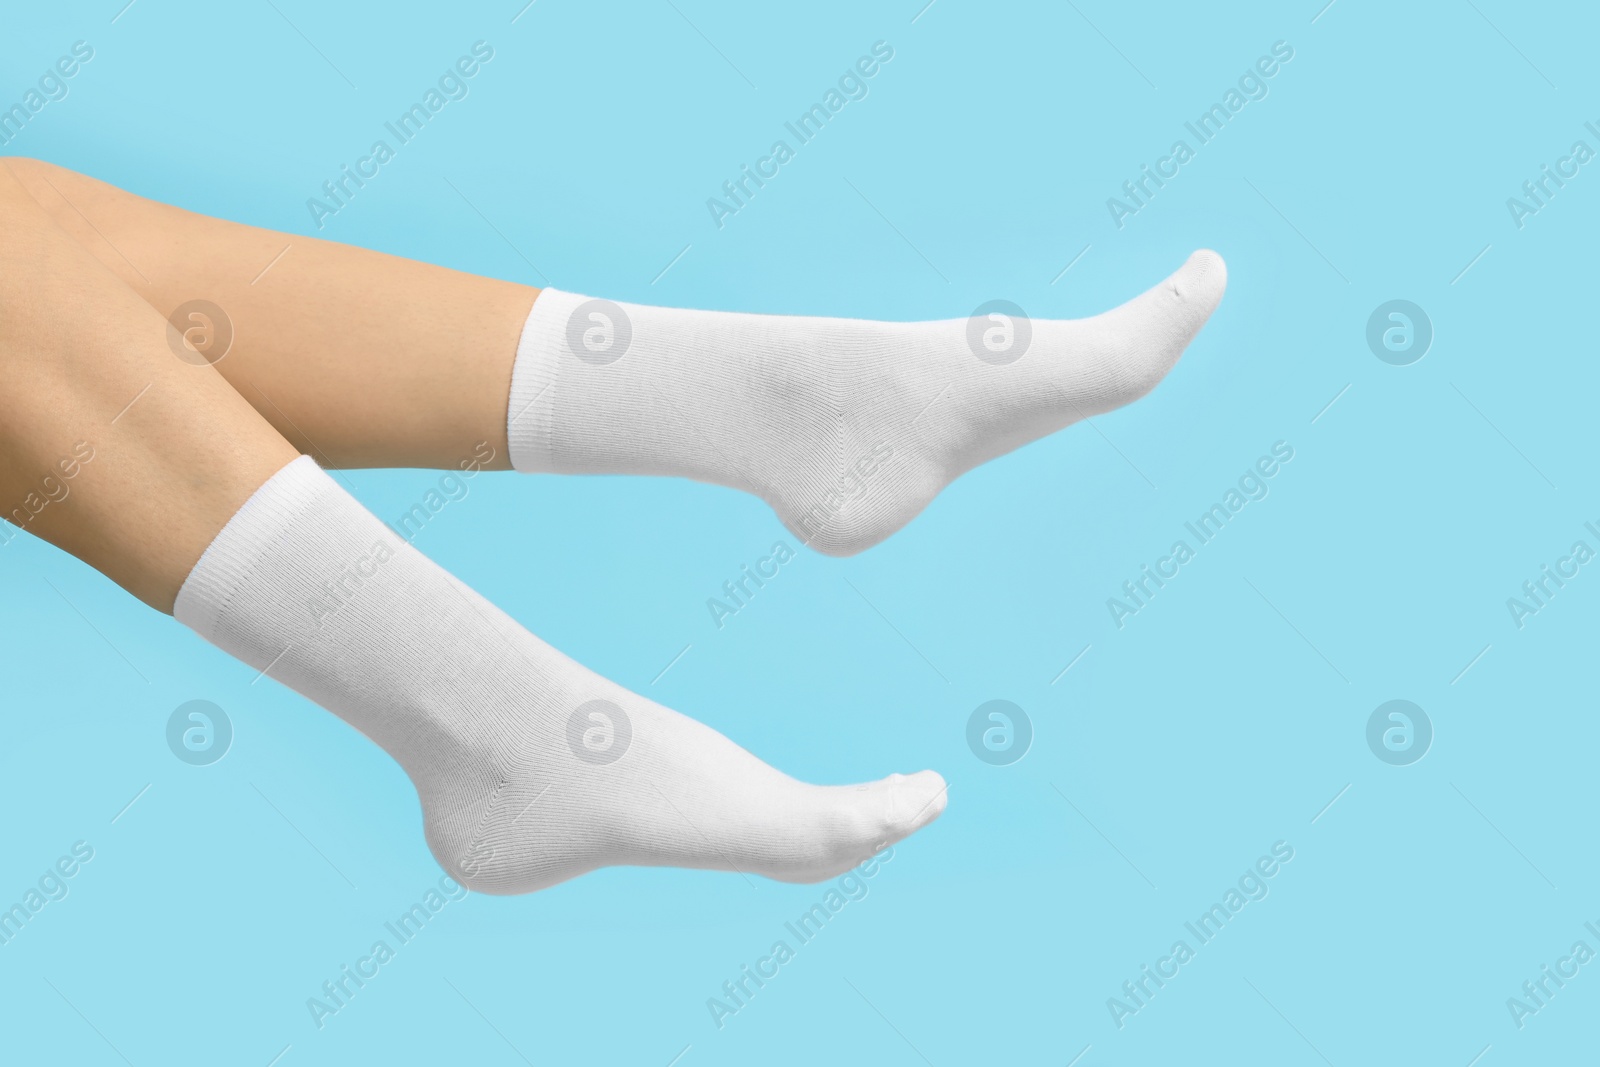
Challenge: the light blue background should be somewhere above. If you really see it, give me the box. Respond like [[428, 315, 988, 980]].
[[2, 1, 1596, 1063]]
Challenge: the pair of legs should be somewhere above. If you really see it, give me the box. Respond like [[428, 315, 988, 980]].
[[0, 157, 1225, 892], [0, 157, 529, 609]]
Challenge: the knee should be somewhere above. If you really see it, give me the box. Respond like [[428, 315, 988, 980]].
[[0, 157, 36, 199], [0, 159, 61, 233], [1, 159, 126, 253], [0, 158, 150, 291], [0, 156, 56, 189], [0, 156, 72, 218]]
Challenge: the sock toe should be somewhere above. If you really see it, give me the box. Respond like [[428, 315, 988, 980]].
[[1168, 248, 1227, 313], [759, 769, 948, 885], [880, 769, 948, 837], [1090, 248, 1227, 405]]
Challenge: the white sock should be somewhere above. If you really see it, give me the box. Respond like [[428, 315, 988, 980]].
[[507, 250, 1226, 553], [174, 456, 947, 893]]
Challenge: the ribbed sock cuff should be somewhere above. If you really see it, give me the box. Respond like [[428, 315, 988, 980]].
[[173, 454, 337, 638], [505, 287, 577, 473]]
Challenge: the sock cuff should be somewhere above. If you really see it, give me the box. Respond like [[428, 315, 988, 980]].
[[506, 287, 582, 473], [173, 453, 340, 638]]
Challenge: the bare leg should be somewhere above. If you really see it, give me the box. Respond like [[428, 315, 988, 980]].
[[0, 163, 297, 610], [2, 157, 531, 470], [4, 156, 1224, 557], [0, 170, 947, 892]]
